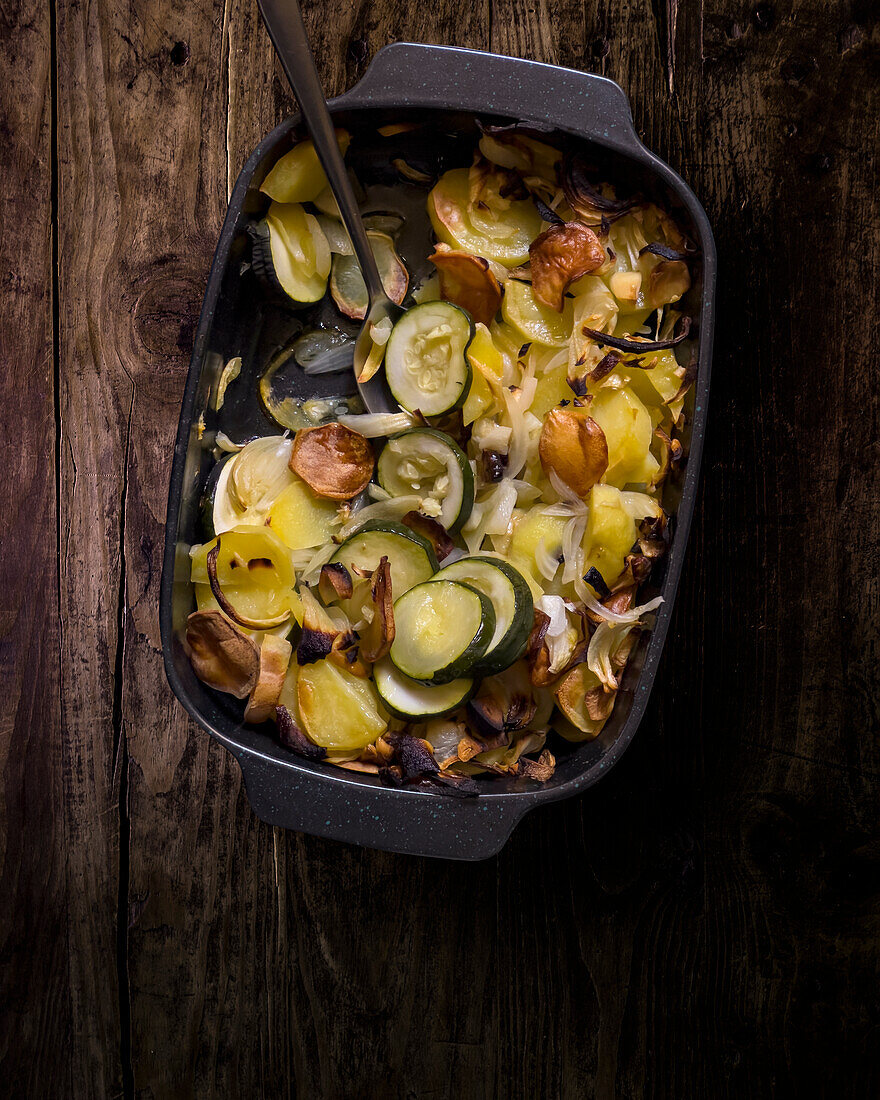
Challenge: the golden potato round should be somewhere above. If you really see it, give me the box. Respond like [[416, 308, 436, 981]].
[[538, 407, 609, 497]]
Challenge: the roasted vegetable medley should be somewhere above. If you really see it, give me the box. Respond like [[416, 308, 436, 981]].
[[185, 123, 698, 795]]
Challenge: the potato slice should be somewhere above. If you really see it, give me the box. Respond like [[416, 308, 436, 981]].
[[289, 423, 375, 500], [589, 386, 659, 488], [529, 222, 605, 312], [244, 634, 293, 723], [538, 407, 608, 497], [501, 280, 573, 347], [582, 485, 638, 588], [554, 662, 606, 736], [429, 247, 502, 326], [297, 659, 388, 751], [185, 610, 260, 698], [260, 130, 350, 203], [266, 477, 341, 550], [190, 527, 301, 626]]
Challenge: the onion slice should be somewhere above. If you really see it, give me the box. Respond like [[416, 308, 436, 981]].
[[576, 580, 664, 624]]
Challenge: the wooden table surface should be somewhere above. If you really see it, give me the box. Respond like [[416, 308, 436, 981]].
[[3, 0, 879, 1095]]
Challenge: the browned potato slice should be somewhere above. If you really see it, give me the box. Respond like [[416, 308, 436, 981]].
[[554, 663, 606, 736], [244, 634, 293, 723], [644, 259, 691, 310], [185, 610, 260, 698], [538, 407, 609, 497], [429, 247, 502, 326], [529, 222, 606, 311], [289, 423, 374, 500]]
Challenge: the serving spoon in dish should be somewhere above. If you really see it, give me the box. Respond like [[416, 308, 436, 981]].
[[257, 0, 402, 414]]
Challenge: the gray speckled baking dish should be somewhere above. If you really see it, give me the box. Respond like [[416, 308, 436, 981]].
[[160, 43, 716, 860]]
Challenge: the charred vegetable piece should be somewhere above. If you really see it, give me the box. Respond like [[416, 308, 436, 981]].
[[561, 154, 640, 220], [330, 231, 408, 320], [275, 704, 327, 761], [260, 130, 350, 203], [401, 511, 455, 562], [377, 427, 474, 531], [289, 423, 375, 501], [358, 556, 395, 664], [318, 562, 354, 604], [384, 302, 474, 416], [390, 579, 495, 685], [429, 247, 502, 326]]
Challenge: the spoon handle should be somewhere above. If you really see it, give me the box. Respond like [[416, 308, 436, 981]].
[[256, 0, 386, 302]]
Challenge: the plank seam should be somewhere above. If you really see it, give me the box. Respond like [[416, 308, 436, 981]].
[[48, 0, 68, 1089], [113, 392, 135, 1099]]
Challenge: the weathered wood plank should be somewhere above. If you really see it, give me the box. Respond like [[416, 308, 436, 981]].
[[53, 0, 138, 1088], [0, 0, 71, 1093]]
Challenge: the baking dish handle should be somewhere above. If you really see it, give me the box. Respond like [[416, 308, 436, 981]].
[[237, 748, 528, 861], [340, 42, 643, 156]]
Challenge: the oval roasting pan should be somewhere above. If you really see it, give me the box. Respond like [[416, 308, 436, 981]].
[[160, 43, 716, 860]]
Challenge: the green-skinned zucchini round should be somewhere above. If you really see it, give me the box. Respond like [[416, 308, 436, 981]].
[[373, 657, 474, 720], [390, 579, 495, 685], [384, 301, 474, 416], [377, 427, 475, 531], [434, 556, 533, 675], [328, 519, 439, 621]]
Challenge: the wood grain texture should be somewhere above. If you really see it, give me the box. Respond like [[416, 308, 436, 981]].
[[0, 0, 878, 1096], [0, 0, 66, 1088]]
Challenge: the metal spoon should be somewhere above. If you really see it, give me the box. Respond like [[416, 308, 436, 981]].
[[257, 0, 401, 414]]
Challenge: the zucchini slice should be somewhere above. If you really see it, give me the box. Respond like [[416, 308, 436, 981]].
[[384, 301, 473, 416], [329, 520, 439, 619], [250, 202, 331, 305], [390, 579, 495, 684], [330, 231, 408, 321], [373, 657, 473, 720], [377, 428, 475, 531], [434, 556, 534, 675]]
